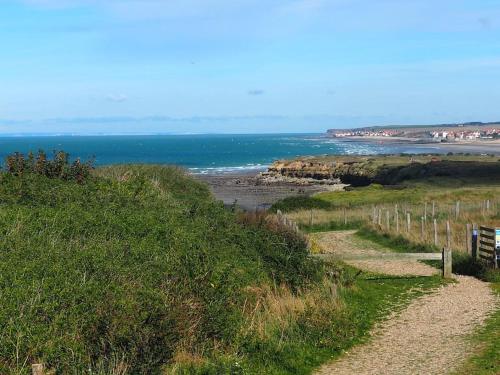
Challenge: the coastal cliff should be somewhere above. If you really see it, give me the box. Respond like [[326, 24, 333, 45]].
[[263, 155, 500, 186], [263, 157, 377, 186]]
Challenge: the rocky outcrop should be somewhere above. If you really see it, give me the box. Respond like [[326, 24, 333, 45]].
[[264, 158, 377, 186]]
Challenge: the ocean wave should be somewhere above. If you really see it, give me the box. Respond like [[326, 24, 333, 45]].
[[189, 164, 268, 175]]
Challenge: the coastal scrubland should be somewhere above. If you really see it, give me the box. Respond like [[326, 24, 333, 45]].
[[0, 153, 446, 374]]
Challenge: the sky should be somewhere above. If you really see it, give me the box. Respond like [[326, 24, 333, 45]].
[[1, 0, 500, 134]]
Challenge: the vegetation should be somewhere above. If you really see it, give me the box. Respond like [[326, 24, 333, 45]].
[[5, 150, 94, 183], [1, 152, 496, 373], [271, 154, 500, 375], [0, 161, 325, 373], [0, 153, 451, 374]]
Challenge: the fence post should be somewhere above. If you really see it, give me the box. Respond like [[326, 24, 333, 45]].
[[434, 219, 438, 246], [442, 247, 452, 278], [386, 210, 390, 231], [446, 221, 451, 250], [421, 216, 425, 238], [472, 224, 478, 259], [432, 201, 435, 218], [343, 207, 347, 225], [378, 208, 382, 226], [486, 199, 490, 212], [406, 212, 411, 233], [455, 201, 460, 219], [424, 202, 427, 223], [32, 364, 44, 375]]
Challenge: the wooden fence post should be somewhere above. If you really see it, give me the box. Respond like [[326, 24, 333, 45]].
[[424, 202, 427, 223], [455, 201, 460, 219], [386, 210, 390, 231], [486, 199, 490, 212], [395, 210, 399, 233], [432, 201, 435, 218], [446, 221, 451, 250], [406, 213, 411, 233], [434, 219, 438, 246], [421, 216, 425, 238], [442, 247, 452, 278], [378, 208, 382, 226], [343, 207, 347, 225]]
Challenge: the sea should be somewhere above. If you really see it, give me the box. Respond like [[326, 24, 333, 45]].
[[0, 134, 442, 174]]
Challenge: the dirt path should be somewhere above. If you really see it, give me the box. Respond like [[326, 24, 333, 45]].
[[312, 230, 498, 375]]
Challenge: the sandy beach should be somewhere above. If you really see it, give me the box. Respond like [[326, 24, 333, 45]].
[[338, 136, 500, 154]]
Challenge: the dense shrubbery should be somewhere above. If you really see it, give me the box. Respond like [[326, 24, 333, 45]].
[[0, 164, 322, 374], [5, 150, 93, 183]]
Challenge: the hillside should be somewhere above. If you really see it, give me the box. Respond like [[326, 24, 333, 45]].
[[0, 163, 328, 373]]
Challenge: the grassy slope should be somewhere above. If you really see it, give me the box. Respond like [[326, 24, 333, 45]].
[[0, 165, 320, 373], [0, 164, 448, 375], [175, 268, 443, 375]]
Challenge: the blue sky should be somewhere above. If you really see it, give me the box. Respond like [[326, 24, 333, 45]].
[[1, 0, 500, 134]]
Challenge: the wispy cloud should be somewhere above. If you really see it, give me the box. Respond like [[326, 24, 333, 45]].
[[248, 89, 265, 96]]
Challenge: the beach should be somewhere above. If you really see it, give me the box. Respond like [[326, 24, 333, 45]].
[[195, 172, 339, 210], [337, 136, 500, 154]]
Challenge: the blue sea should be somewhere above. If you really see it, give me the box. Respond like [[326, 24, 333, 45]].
[[0, 134, 441, 174]]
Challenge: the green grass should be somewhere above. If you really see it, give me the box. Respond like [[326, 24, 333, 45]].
[[0, 166, 321, 374], [173, 266, 444, 374], [452, 283, 500, 375], [315, 184, 423, 207]]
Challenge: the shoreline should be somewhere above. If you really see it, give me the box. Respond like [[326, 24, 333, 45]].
[[194, 173, 340, 211], [336, 136, 500, 154]]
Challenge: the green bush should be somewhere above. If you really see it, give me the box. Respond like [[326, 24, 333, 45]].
[[5, 150, 94, 183]]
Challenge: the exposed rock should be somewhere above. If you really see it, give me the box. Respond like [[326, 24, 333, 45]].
[[264, 158, 377, 186]]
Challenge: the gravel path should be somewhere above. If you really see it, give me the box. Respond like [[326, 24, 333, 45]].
[[312, 230, 438, 276], [312, 230, 498, 375]]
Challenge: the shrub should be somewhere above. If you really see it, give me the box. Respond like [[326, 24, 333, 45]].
[[5, 150, 94, 183]]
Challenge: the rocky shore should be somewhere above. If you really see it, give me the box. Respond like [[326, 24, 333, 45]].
[[195, 171, 345, 211]]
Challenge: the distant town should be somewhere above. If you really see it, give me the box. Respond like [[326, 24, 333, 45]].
[[327, 122, 500, 142]]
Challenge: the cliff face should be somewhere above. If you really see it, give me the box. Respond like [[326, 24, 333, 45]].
[[267, 159, 377, 186]]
